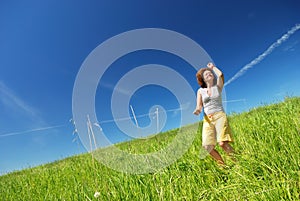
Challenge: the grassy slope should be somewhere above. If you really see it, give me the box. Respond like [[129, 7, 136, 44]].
[[0, 97, 299, 201]]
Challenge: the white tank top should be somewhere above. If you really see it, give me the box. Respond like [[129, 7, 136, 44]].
[[199, 85, 224, 115]]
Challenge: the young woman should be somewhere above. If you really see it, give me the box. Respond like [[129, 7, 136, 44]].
[[193, 62, 234, 165]]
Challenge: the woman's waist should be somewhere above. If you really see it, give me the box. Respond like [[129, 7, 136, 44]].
[[203, 106, 224, 116], [204, 110, 225, 120]]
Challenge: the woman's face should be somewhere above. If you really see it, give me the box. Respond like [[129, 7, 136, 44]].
[[203, 70, 214, 82]]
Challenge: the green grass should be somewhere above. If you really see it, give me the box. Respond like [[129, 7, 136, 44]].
[[1, 97, 299, 200]]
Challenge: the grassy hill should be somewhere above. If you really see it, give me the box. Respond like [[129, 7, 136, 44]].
[[1, 97, 299, 200]]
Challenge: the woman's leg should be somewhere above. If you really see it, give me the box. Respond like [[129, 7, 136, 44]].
[[210, 149, 225, 165], [204, 145, 225, 165], [202, 117, 226, 165], [219, 141, 236, 162], [219, 141, 234, 155]]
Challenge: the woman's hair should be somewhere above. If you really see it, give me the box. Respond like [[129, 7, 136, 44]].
[[196, 68, 213, 88]]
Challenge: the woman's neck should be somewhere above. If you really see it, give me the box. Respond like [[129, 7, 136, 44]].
[[206, 81, 214, 88]]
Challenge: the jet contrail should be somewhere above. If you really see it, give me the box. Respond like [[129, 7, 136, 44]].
[[223, 99, 246, 103], [225, 24, 300, 86], [0, 125, 65, 138]]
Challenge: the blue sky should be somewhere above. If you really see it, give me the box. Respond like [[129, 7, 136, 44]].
[[0, 0, 300, 175]]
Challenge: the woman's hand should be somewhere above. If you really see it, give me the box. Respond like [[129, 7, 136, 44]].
[[207, 62, 215, 69], [193, 108, 201, 115], [207, 62, 224, 89]]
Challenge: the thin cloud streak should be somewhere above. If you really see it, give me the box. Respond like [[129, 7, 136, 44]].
[[225, 24, 300, 86], [0, 80, 40, 119], [223, 99, 246, 103], [0, 125, 65, 138], [93, 105, 191, 124], [100, 82, 132, 96]]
